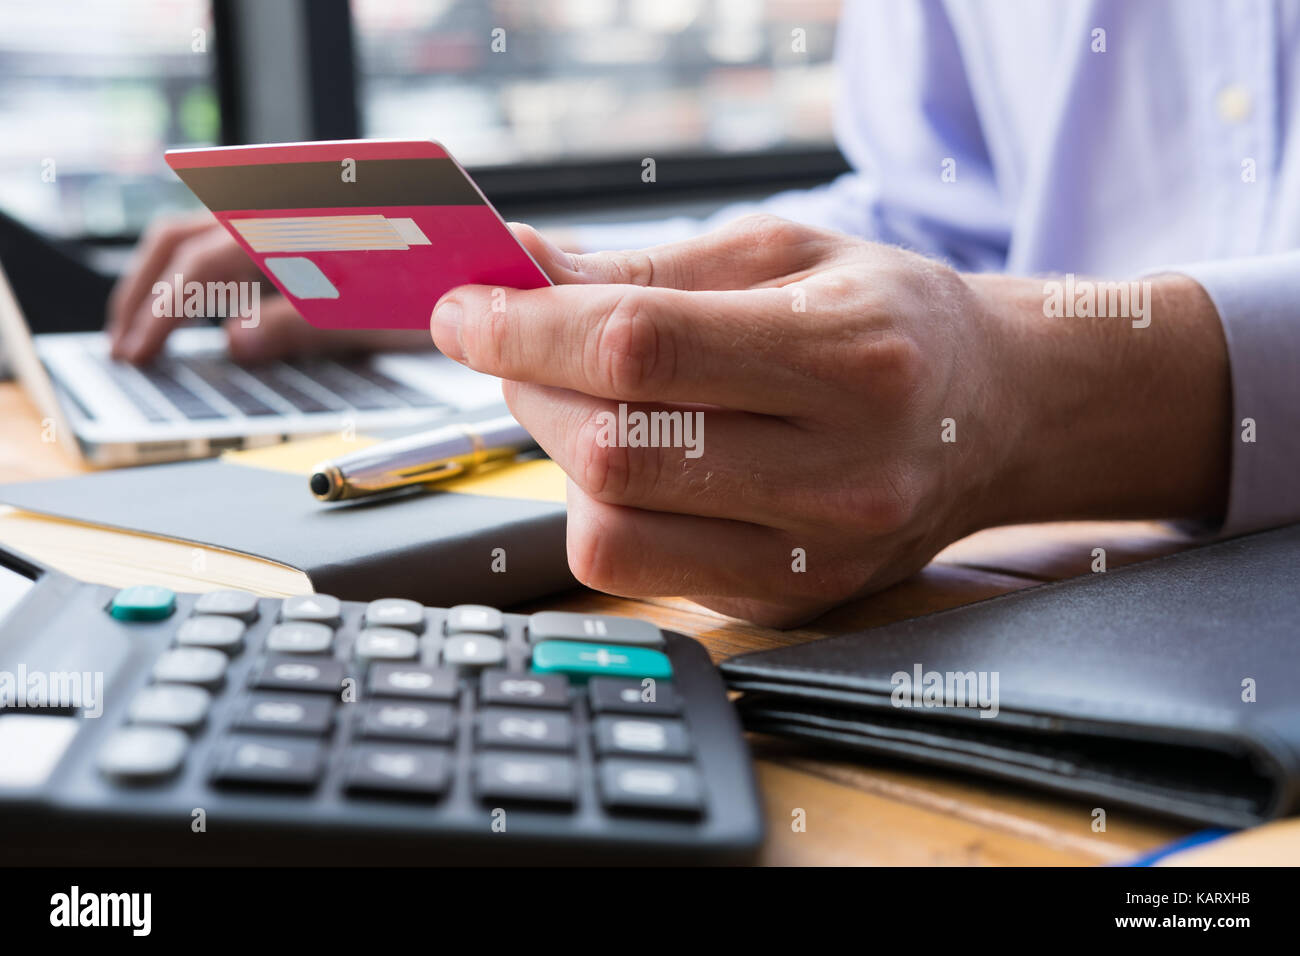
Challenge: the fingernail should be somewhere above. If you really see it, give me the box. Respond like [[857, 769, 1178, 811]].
[[430, 299, 465, 361]]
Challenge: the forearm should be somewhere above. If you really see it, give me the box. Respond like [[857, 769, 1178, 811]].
[[966, 272, 1231, 529]]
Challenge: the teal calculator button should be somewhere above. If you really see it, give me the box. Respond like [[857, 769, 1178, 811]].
[[532, 641, 672, 682], [109, 586, 177, 622]]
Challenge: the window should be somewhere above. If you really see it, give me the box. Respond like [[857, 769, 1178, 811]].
[[0, 0, 218, 238], [351, 0, 841, 167]]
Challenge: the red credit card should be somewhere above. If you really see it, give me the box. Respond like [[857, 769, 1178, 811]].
[[165, 139, 551, 330]]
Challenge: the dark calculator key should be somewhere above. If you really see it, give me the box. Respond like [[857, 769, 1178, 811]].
[[528, 611, 665, 648], [176, 615, 245, 653], [594, 716, 691, 758], [479, 670, 569, 708], [192, 589, 260, 622], [251, 656, 346, 695], [345, 746, 451, 798], [475, 752, 576, 806], [358, 701, 455, 743], [598, 760, 703, 815], [588, 677, 680, 715], [98, 727, 188, 782], [212, 737, 325, 789], [368, 663, 458, 701], [234, 695, 334, 736], [128, 684, 212, 730], [478, 708, 573, 751]]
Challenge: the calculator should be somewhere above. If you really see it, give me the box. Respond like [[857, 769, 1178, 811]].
[[0, 545, 763, 864]]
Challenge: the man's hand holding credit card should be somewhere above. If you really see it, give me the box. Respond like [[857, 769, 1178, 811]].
[[164, 139, 551, 331]]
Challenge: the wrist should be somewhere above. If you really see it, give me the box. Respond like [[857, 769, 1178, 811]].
[[962, 270, 1231, 528]]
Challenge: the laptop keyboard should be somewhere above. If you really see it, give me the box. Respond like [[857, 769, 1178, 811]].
[[98, 355, 446, 422]]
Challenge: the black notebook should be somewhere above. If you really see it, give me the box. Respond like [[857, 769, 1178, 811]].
[[720, 523, 1300, 828]]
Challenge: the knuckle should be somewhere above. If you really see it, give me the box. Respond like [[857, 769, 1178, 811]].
[[729, 213, 802, 248], [575, 413, 633, 500], [464, 295, 511, 371], [592, 292, 674, 397], [604, 250, 656, 287]]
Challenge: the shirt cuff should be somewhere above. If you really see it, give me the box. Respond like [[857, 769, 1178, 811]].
[[1166, 252, 1300, 536]]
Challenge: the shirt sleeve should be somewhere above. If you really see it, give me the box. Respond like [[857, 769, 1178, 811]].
[[573, 0, 1010, 271], [1171, 251, 1300, 536]]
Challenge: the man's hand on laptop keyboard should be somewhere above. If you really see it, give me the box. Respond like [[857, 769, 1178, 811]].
[[430, 215, 1231, 627], [105, 213, 428, 365]]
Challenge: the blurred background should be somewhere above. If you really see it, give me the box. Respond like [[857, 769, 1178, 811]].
[[0, 0, 846, 245]]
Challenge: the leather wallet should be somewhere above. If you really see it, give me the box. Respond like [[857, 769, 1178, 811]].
[[720, 523, 1300, 828]]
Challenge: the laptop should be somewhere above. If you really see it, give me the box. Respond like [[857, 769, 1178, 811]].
[[0, 255, 506, 467]]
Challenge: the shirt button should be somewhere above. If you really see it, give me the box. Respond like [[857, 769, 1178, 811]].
[[1216, 84, 1253, 123]]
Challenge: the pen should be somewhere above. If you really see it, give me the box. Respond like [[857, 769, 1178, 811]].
[[309, 414, 539, 501]]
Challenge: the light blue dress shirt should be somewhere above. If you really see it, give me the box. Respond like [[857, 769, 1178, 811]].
[[576, 0, 1300, 535]]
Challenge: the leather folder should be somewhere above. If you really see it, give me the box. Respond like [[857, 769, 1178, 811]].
[[720, 523, 1300, 828]]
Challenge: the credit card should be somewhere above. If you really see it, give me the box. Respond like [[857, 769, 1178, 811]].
[[165, 139, 551, 330]]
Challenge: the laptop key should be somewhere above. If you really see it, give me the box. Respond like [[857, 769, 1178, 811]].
[[138, 363, 227, 420]]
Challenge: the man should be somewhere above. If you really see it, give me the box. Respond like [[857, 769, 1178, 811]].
[[107, 0, 1300, 625]]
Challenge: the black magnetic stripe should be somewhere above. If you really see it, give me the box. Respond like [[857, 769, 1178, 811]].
[[173, 158, 485, 210]]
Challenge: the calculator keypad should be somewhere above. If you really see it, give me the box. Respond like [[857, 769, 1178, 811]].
[[100, 588, 720, 831]]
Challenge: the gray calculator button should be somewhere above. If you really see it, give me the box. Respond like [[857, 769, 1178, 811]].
[[128, 684, 212, 730], [479, 708, 573, 751], [528, 611, 665, 648], [594, 716, 691, 757], [443, 634, 504, 668], [479, 670, 569, 708], [354, 627, 419, 663], [445, 604, 504, 636], [598, 759, 702, 814], [98, 726, 188, 781], [212, 738, 324, 789], [588, 677, 680, 715], [475, 752, 576, 805], [359, 702, 455, 743], [176, 615, 246, 653], [235, 695, 333, 735], [280, 594, 342, 625], [152, 647, 227, 688], [252, 657, 346, 694], [345, 746, 451, 798], [364, 598, 425, 631], [193, 589, 260, 622], [368, 664, 458, 701], [266, 622, 334, 655]]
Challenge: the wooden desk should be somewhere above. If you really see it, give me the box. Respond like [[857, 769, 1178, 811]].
[[0, 381, 1198, 865]]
